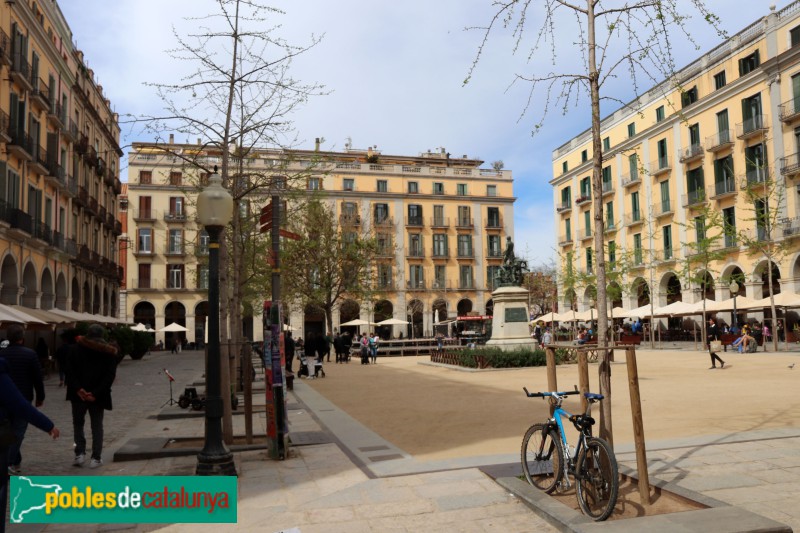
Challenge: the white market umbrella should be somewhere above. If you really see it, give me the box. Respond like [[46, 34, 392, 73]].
[[376, 318, 410, 326], [131, 323, 147, 331], [159, 322, 188, 332], [533, 312, 560, 323], [434, 309, 440, 324], [340, 319, 375, 327], [706, 296, 761, 312], [747, 292, 800, 310]]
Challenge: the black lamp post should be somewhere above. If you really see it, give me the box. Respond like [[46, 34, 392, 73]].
[[196, 170, 237, 476], [730, 280, 739, 331]]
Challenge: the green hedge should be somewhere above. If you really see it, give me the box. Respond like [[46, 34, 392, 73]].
[[453, 347, 547, 368]]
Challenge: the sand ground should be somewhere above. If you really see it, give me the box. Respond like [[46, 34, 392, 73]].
[[304, 349, 800, 462]]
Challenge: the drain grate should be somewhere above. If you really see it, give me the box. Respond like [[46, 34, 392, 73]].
[[369, 454, 404, 462], [289, 431, 331, 446], [358, 445, 390, 452]]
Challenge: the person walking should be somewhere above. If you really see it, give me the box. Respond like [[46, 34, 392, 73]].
[[35, 338, 50, 378], [707, 318, 725, 369], [55, 331, 75, 387], [66, 324, 120, 468], [324, 332, 333, 363], [333, 331, 343, 364], [369, 333, 379, 364], [359, 333, 370, 365], [542, 327, 553, 348], [284, 331, 295, 375], [3, 324, 45, 476], [341, 332, 352, 363], [1, 356, 60, 533]]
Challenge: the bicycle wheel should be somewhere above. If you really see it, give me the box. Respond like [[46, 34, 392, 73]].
[[521, 423, 564, 493], [575, 436, 619, 521]]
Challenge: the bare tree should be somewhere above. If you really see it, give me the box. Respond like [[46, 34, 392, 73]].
[[466, 0, 721, 443], [130, 0, 325, 441]]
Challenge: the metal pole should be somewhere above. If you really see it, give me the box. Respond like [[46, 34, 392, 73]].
[[270, 195, 287, 459], [196, 225, 237, 476], [732, 295, 737, 330]]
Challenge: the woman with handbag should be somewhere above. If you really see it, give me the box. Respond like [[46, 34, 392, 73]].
[[707, 318, 725, 369]]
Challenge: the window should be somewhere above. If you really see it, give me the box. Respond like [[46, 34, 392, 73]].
[[603, 137, 610, 151], [169, 172, 182, 186], [562, 161, 568, 174], [433, 234, 448, 257], [433, 205, 445, 226], [631, 192, 640, 221], [343, 178, 354, 191], [579, 177, 590, 199], [433, 182, 444, 194], [139, 171, 152, 184], [378, 264, 393, 289], [713, 155, 735, 195], [663, 226, 673, 259], [197, 265, 209, 290], [137, 264, 151, 289], [407, 204, 423, 225], [168, 197, 184, 217], [656, 105, 665, 122], [694, 216, 706, 242], [628, 154, 639, 180], [561, 186, 571, 208], [408, 234, 423, 256], [408, 181, 418, 194], [715, 109, 730, 145], [486, 185, 497, 197], [681, 86, 698, 107], [754, 200, 768, 240], [581, 149, 588, 162], [565, 218, 571, 240], [660, 180, 671, 212], [745, 143, 766, 184], [457, 206, 471, 226], [792, 25, 800, 48], [633, 234, 642, 264], [374, 203, 389, 223], [308, 177, 321, 190], [741, 93, 763, 132], [376, 179, 387, 192], [608, 241, 616, 267], [657, 139, 668, 168], [487, 207, 500, 227], [137, 228, 152, 253], [459, 265, 474, 289], [377, 233, 393, 255], [689, 123, 700, 147], [584, 210, 591, 234], [409, 265, 424, 288], [738, 50, 760, 76], [168, 229, 182, 253], [792, 73, 800, 113], [167, 264, 184, 289], [457, 235, 473, 257], [723, 207, 737, 247], [198, 230, 209, 255], [714, 71, 726, 90], [627, 123, 636, 138], [342, 201, 358, 217], [487, 266, 501, 289], [602, 166, 612, 192], [487, 234, 501, 257], [686, 167, 705, 202], [457, 183, 467, 195], [606, 201, 614, 228], [585, 247, 593, 273]]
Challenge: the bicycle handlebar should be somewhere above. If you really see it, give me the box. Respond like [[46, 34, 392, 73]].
[[523, 387, 604, 401]]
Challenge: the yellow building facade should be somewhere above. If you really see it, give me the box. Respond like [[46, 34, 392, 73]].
[[552, 3, 800, 317], [124, 141, 515, 344], [0, 1, 122, 318]]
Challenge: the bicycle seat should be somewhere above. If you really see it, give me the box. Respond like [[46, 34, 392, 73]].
[[585, 393, 604, 401]]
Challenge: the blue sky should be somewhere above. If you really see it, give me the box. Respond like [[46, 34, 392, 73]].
[[60, 1, 775, 266]]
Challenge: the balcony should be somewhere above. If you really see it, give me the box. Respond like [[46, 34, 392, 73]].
[[164, 211, 188, 223], [406, 247, 425, 259], [85, 146, 98, 167], [47, 100, 64, 130], [741, 227, 771, 242], [32, 221, 53, 248], [5, 208, 33, 238], [10, 52, 32, 91], [779, 98, 800, 123], [431, 280, 451, 291], [339, 214, 361, 226], [133, 248, 155, 258], [457, 248, 474, 259], [781, 217, 800, 238], [780, 153, 800, 178], [486, 248, 503, 260], [650, 156, 671, 178], [736, 115, 768, 140], [741, 167, 769, 190], [106, 212, 116, 229], [63, 119, 79, 142], [710, 179, 736, 200], [376, 280, 396, 291], [113, 178, 122, 195], [75, 134, 88, 155], [621, 171, 640, 188], [575, 194, 592, 206], [681, 188, 706, 208], [0, 29, 9, 66], [579, 227, 593, 241], [432, 248, 449, 260], [30, 78, 50, 111], [485, 216, 502, 230], [556, 200, 572, 213], [0, 110, 9, 143], [455, 217, 474, 229], [558, 234, 573, 246], [679, 144, 704, 164], [405, 216, 424, 227], [29, 145, 49, 176], [66, 175, 78, 198], [7, 127, 34, 161], [705, 131, 734, 153], [164, 247, 186, 258], [654, 248, 676, 263], [601, 181, 614, 197], [430, 217, 449, 228], [722, 234, 739, 249], [88, 196, 99, 216], [624, 211, 644, 227], [458, 279, 476, 290], [406, 280, 426, 291], [373, 216, 394, 229], [44, 161, 65, 190], [132, 279, 162, 290], [114, 220, 123, 235], [653, 200, 673, 218], [133, 209, 157, 222], [376, 245, 395, 258], [604, 220, 618, 233]]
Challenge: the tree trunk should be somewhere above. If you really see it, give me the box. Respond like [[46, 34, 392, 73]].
[[768, 264, 779, 352], [587, 0, 612, 446]]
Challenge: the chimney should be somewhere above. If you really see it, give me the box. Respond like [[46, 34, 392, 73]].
[[367, 146, 374, 159], [169, 134, 174, 144], [197, 138, 201, 145], [315, 137, 320, 152]]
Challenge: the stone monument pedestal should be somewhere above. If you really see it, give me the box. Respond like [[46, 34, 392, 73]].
[[486, 286, 537, 351]]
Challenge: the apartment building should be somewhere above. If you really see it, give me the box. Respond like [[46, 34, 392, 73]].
[[552, 2, 800, 315], [0, 1, 122, 318], [124, 141, 515, 344]]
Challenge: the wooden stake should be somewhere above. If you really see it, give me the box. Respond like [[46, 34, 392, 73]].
[[625, 346, 651, 505]]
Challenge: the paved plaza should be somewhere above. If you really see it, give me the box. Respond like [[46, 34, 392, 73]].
[[5, 347, 800, 532]]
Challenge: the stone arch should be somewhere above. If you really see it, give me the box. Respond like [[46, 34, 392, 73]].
[[582, 285, 597, 308], [632, 277, 649, 307], [792, 252, 800, 280], [753, 260, 781, 298], [432, 298, 448, 322], [374, 300, 393, 339], [93, 283, 101, 314], [658, 272, 682, 305], [133, 301, 156, 329], [40, 267, 54, 310], [699, 270, 715, 301], [0, 254, 19, 305], [102, 287, 109, 316], [20, 262, 38, 308], [303, 303, 325, 339], [164, 301, 187, 349], [55, 272, 68, 310], [563, 287, 577, 311], [71, 277, 80, 312], [194, 301, 208, 347], [485, 298, 494, 317], [457, 298, 473, 316], [607, 282, 623, 308], [109, 289, 117, 317], [407, 299, 424, 338]]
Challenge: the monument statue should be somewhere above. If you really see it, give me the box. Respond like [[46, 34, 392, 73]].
[[495, 236, 528, 287]]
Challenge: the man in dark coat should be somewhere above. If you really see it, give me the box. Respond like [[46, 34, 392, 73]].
[[707, 318, 725, 369], [66, 324, 119, 468], [284, 331, 296, 375], [333, 331, 343, 364], [3, 324, 45, 475]]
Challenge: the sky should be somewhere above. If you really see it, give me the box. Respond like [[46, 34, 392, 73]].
[[59, 0, 779, 267]]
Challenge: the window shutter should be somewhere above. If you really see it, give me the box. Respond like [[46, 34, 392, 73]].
[[0, 161, 6, 203]]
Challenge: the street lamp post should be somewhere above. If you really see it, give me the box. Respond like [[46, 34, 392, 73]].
[[730, 280, 739, 332], [196, 169, 237, 476]]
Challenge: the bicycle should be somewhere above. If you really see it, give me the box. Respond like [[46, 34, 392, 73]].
[[521, 387, 619, 521]]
